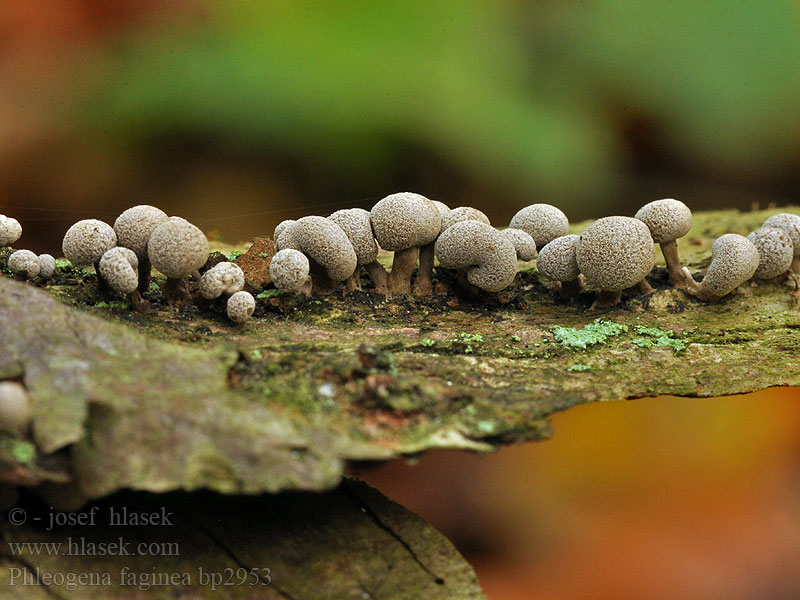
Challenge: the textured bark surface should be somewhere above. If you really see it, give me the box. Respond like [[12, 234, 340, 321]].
[[0, 478, 485, 599], [0, 207, 798, 501]]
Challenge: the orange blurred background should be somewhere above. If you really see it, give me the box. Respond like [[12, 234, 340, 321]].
[[362, 388, 800, 600]]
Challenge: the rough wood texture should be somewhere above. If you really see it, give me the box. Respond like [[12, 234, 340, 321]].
[[0, 478, 485, 599], [0, 208, 798, 500]]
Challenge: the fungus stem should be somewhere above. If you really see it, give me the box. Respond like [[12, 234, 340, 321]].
[[660, 240, 687, 289], [388, 247, 419, 295], [365, 261, 388, 295], [137, 256, 152, 295], [637, 279, 655, 295], [792, 256, 800, 275], [413, 243, 435, 295], [591, 289, 621, 309], [559, 278, 582, 299]]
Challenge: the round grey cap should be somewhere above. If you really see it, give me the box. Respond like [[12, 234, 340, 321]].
[[763, 213, 800, 257], [114, 205, 169, 258], [635, 198, 692, 244], [370, 192, 441, 251], [537, 234, 580, 282], [62, 219, 117, 266], [148, 218, 209, 279], [0, 215, 22, 247], [747, 227, 793, 279], [509, 204, 570, 249], [270, 249, 310, 292], [576, 216, 655, 291]]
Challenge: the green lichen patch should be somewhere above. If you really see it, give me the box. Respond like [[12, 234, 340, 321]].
[[631, 325, 688, 351], [552, 319, 629, 349]]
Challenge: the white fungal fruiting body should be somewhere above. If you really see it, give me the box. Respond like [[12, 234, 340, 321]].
[[502, 228, 537, 261], [435, 220, 518, 292], [113, 205, 168, 258], [8, 250, 41, 279], [62, 219, 117, 266], [0, 215, 22, 247], [684, 234, 759, 299], [634, 199, 692, 244], [748, 228, 794, 279], [440, 206, 490, 232], [199, 262, 245, 299], [537, 235, 581, 282], [38, 254, 56, 279], [98, 247, 139, 294], [370, 192, 441, 251], [227, 291, 255, 323], [576, 217, 654, 291], [763, 213, 800, 257], [269, 249, 311, 292], [147, 218, 209, 279], [277, 216, 357, 281], [509, 204, 570, 249], [0, 382, 31, 434], [328, 208, 379, 265]]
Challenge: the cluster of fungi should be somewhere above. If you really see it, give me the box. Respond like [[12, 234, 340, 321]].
[[2, 195, 800, 319], [2, 197, 799, 435]]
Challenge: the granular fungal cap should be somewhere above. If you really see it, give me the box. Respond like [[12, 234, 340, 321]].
[[509, 204, 569, 249], [199, 262, 245, 299], [269, 249, 310, 292], [62, 219, 117, 266], [635, 199, 692, 244], [114, 205, 168, 258], [537, 234, 580, 282], [147, 217, 209, 279], [227, 291, 255, 323], [576, 217, 654, 291], [99, 247, 139, 295], [0, 215, 22, 247], [748, 227, 793, 279], [8, 250, 40, 279], [502, 228, 537, 261], [370, 192, 441, 251]]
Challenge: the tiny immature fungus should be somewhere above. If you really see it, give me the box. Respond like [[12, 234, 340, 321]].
[[435, 220, 518, 292], [502, 228, 537, 261], [99, 246, 147, 311], [682, 233, 759, 302], [269, 249, 311, 295], [763, 213, 800, 273], [509, 204, 570, 249], [37, 254, 56, 280], [8, 250, 40, 280], [370, 192, 441, 295], [276, 216, 357, 294], [147, 217, 209, 304], [0, 215, 22, 247], [328, 208, 388, 294], [635, 198, 692, 288], [113, 205, 169, 293], [576, 216, 655, 308], [537, 234, 582, 298], [440, 206, 490, 231], [0, 381, 31, 435], [62, 219, 117, 289], [747, 227, 794, 280], [227, 290, 255, 323], [199, 262, 245, 300]]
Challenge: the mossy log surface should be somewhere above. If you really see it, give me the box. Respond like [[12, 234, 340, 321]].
[[0, 478, 485, 599], [0, 208, 799, 500]]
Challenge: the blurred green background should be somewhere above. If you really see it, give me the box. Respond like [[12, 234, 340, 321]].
[[2, 2, 800, 598], [2, 0, 799, 252]]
